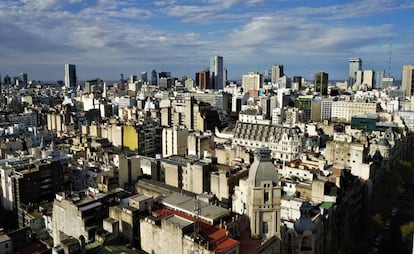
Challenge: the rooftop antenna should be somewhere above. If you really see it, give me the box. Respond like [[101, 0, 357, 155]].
[[192, 199, 203, 253], [388, 37, 393, 77], [194, 199, 201, 237]]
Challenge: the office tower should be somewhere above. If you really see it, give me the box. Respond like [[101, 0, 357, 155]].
[[363, 70, 374, 89], [64, 64, 77, 88], [263, 69, 272, 82], [314, 72, 328, 96], [19, 73, 28, 85], [349, 58, 362, 86], [293, 76, 303, 91], [158, 71, 171, 79], [151, 70, 157, 85], [382, 77, 394, 89], [3, 75, 11, 87], [242, 71, 263, 92], [209, 55, 224, 90], [402, 65, 414, 97], [141, 71, 148, 83], [355, 70, 363, 85], [130, 75, 137, 83], [196, 70, 210, 90], [375, 70, 384, 89], [271, 64, 284, 83]]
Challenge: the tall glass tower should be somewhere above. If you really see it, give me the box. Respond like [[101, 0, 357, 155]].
[[64, 64, 77, 88], [375, 70, 384, 89], [349, 58, 362, 86], [209, 55, 224, 90]]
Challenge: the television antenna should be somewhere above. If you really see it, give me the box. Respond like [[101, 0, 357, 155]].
[[387, 37, 393, 77]]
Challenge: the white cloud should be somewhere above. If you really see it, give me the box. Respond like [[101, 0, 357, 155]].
[[0, 0, 412, 80]]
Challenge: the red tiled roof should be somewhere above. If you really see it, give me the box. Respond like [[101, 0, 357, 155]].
[[152, 207, 239, 253]]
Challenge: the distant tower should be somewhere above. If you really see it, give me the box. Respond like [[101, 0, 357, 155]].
[[349, 58, 362, 86], [3, 75, 11, 87], [196, 70, 210, 90], [314, 72, 328, 96], [209, 55, 224, 90], [151, 70, 157, 85], [271, 65, 284, 84], [375, 70, 384, 89], [141, 71, 148, 83], [363, 70, 375, 90], [19, 73, 28, 88], [402, 65, 414, 97], [64, 64, 77, 88]]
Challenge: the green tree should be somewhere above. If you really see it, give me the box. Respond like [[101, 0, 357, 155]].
[[400, 221, 414, 243], [372, 213, 384, 232]]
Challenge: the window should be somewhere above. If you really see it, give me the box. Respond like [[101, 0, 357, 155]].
[[264, 192, 269, 202], [262, 222, 268, 235]]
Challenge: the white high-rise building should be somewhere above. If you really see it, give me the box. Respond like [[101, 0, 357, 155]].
[[242, 71, 263, 92], [209, 55, 225, 90], [402, 65, 414, 97], [363, 70, 375, 89], [64, 64, 76, 88], [271, 65, 284, 84]]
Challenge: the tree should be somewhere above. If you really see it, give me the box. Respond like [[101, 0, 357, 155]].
[[372, 213, 384, 232], [400, 221, 414, 243]]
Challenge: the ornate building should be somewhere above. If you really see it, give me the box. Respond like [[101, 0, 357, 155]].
[[232, 122, 303, 161], [247, 148, 282, 240], [284, 201, 319, 254], [233, 147, 282, 254]]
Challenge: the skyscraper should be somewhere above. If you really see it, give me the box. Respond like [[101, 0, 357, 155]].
[[375, 70, 384, 89], [64, 64, 76, 88], [242, 71, 263, 92], [349, 58, 362, 86], [314, 72, 328, 96], [19, 73, 28, 86], [141, 71, 148, 83], [151, 70, 157, 85], [196, 70, 210, 90], [271, 65, 284, 84], [209, 55, 224, 90], [402, 65, 414, 97], [363, 70, 375, 89]]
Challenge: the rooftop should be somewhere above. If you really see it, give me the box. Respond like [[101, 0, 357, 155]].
[[151, 207, 239, 254], [0, 234, 11, 242], [160, 193, 230, 225], [165, 214, 193, 229]]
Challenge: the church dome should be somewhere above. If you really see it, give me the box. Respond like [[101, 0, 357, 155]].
[[248, 147, 279, 187], [294, 201, 317, 234]]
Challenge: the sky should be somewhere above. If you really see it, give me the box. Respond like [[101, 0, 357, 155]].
[[0, 0, 413, 82]]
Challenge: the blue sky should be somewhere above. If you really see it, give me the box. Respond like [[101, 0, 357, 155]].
[[0, 0, 413, 81]]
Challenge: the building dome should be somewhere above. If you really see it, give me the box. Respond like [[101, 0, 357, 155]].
[[248, 147, 279, 187], [378, 138, 390, 147], [294, 201, 317, 234]]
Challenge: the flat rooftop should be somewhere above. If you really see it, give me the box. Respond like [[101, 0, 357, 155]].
[[160, 193, 229, 225], [165, 214, 193, 229], [152, 207, 239, 254]]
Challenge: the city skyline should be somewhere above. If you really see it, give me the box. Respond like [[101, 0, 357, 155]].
[[0, 0, 413, 81]]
